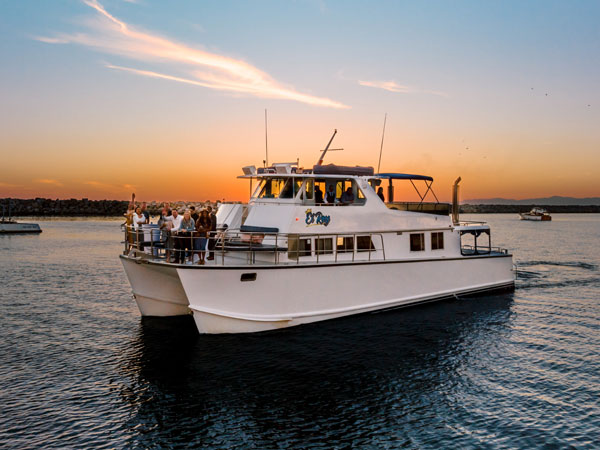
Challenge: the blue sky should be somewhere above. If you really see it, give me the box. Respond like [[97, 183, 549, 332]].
[[1, 0, 598, 200]]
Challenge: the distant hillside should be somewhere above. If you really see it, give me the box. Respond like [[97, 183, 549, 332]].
[[463, 196, 600, 206]]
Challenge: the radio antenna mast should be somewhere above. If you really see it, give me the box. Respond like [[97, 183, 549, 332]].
[[317, 129, 337, 166], [264, 109, 269, 167], [377, 113, 387, 173]]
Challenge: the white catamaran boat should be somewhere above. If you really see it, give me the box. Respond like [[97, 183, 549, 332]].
[[120, 133, 515, 334]]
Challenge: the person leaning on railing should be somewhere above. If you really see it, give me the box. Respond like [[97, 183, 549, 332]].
[[195, 209, 211, 265], [132, 206, 146, 250], [123, 193, 136, 251], [158, 207, 173, 260], [168, 210, 183, 262], [174, 210, 195, 264]]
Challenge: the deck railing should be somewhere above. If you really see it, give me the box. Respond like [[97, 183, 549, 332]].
[[122, 223, 509, 266], [122, 225, 386, 266]]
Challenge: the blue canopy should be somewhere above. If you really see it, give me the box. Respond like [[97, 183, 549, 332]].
[[376, 173, 434, 182]]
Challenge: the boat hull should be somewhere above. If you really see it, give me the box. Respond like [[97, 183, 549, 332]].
[[519, 214, 551, 221], [0, 223, 42, 233], [176, 255, 515, 334], [120, 255, 190, 316]]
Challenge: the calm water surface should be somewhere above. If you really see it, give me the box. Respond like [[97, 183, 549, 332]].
[[1, 215, 599, 449]]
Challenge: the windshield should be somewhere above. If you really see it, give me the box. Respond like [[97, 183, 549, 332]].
[[256, 177, 304, 199]]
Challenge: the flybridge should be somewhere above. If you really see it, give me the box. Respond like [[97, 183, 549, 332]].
[[239, 163, 376, 177]]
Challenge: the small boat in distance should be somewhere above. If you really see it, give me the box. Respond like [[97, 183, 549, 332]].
[[519, 207, 551, 221], [0, 202, 42, 234]]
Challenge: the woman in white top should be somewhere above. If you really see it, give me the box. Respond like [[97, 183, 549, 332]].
[[132, 207, 146, 230]]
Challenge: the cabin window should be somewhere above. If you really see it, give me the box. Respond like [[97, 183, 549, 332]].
[[356, 236, 374, 252], [303, 179, 314, 201], [288, 236, 312, 259], [431, 232, 444, 250], [326, 179, 365, 205], [337, 236, 354, 253], [257, 178, 287, 198], [280, 178, 302, 199], [410, 233, 425, 252], [316, 237, 333, 255]]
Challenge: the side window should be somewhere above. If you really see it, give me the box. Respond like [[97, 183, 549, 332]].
[[288, 236, 312, 258], [410, 233, 425, 252], [280, 178, 302, 199], [258, 178, 286, 198], [337, 236, 354, 253], [316, 237, 333, 255], [357, 236, 374, 252], [303, 179, 314, 201], [335, 180, 344, 199], [431, 232, 444, 250]]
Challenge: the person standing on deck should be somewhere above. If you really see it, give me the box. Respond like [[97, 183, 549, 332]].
[[174, 210, 195, 264], [140, 202, 150, 224], [195, 209, 211, 265], [207, 206, 217, 260], [169, 210, 183, 262], [190, 205, 199, 223]]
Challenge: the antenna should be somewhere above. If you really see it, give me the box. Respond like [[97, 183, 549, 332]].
[[264, 109, 269, 167], [316, 129, 337, 166], [377, 113, 387, 173]]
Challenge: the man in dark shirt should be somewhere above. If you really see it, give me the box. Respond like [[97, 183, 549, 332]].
[[315, 185, 324, 204], [325, 185, 337, 203], [206, 206, 218, 260], [190, 206, 199, 223]]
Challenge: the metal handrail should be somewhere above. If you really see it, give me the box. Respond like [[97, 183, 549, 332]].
[[460, 244, 508, 255], [123, 225, 387, 266], [123, 224, 508, 266]]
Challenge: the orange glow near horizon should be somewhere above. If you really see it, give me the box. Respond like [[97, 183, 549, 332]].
[[2, 124, 599, 203], [1, 109, 599, 202]]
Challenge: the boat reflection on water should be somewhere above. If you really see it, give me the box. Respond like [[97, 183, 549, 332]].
[[117, 293, 514, 448]]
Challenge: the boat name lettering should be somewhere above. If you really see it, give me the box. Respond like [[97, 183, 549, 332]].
[[305, 209, 330, 227]]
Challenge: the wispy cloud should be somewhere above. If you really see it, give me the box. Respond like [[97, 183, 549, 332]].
[[36, 0, 348, 109], [358, 80, 414, 93], [33, 36, 71, 44], [85, 180, 136, 193], [35, 179, 63, 186], [0, 182, 21, 188], [359, 79, 448, 97]]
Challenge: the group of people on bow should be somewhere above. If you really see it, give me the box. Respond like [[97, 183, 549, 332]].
[[124, 194, 218, 265]]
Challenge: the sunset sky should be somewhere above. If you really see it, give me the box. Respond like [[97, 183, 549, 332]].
[[1, 0, 599, 202]]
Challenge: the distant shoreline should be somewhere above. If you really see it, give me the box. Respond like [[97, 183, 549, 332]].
[[460, 204, 600, 214], [2, 197, 599, 216]]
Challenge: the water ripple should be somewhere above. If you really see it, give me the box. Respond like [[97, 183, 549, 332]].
[[1, 216, 599, 448]]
